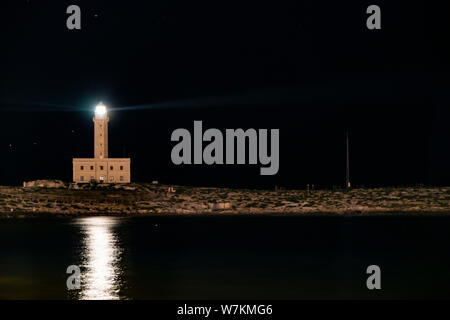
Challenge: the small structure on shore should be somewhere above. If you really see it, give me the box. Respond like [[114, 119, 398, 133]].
[[73, 103, 131, 184], [23, 179, 65, 188]]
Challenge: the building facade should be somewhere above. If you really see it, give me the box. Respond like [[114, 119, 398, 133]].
[[73, 103, 131, 183]]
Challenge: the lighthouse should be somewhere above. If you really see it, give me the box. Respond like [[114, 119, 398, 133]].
[[72, 103, 131, 183], [94, 102, 109, 159]]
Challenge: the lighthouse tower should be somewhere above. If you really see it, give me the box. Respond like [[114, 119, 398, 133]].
[[94, 102, 109, 159], [72, 102, 131, 184]]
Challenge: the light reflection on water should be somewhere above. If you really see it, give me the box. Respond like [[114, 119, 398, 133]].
[[72, 217, 125, 300]]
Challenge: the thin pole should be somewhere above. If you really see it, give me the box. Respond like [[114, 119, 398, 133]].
[[346, 129, 351, 188]]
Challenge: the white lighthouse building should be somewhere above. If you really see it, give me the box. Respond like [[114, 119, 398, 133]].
[[72, 102, 131, 183]]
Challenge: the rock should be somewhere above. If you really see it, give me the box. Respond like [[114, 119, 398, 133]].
[[209, 202, 232, 210]]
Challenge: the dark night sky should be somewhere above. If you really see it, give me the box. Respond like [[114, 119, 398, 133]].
[[0, 0, 448, 187]]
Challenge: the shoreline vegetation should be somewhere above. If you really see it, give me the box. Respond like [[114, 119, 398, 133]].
[[0, 180, 449, 218]]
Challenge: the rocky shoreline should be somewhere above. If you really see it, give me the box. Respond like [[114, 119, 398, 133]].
[[0, 182, 449, 218]]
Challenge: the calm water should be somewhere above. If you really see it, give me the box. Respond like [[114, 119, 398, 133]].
[[1, 215, 450, 299]]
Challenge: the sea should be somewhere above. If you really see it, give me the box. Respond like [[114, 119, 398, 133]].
[[1, 215, 450, 299]]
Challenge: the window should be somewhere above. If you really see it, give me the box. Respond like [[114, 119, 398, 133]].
[[90, 166, 94, 170], [110, 176, 114, 181], [80, 166, 84, 170], [100, 175, 104, 182], [110, 166, 113, 170], [90, 176, 94, 180], [80, 176, 84, 181], [100, 166, 104, 170], [120, 176, 124, 181], [120, 166, 124, 170]]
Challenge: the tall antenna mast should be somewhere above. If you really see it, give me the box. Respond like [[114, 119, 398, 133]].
[[346, 129, 351, 188]]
